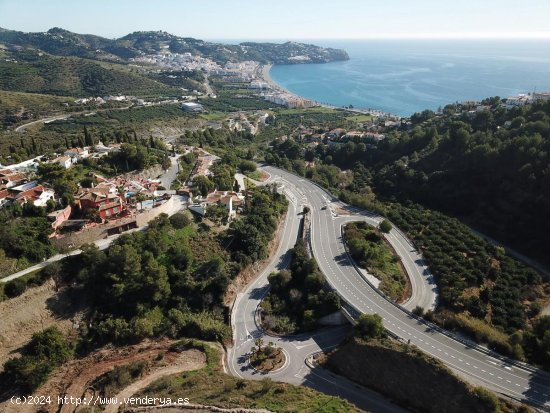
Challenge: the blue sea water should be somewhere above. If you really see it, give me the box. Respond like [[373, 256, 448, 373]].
[[268, 40, 550, 116]]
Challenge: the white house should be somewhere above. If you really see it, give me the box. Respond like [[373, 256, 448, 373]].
[[54, 156, 73, 169], [64, 147, 89, 162], [8, 181, 55, 207]]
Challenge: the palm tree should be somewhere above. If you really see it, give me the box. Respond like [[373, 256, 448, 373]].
[[136, 192, 146, 211], [254, 337, 264, 353]]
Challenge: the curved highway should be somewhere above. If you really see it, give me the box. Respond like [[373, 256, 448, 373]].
[[227, 176, 409, 413], [261, 165, 550, 411]]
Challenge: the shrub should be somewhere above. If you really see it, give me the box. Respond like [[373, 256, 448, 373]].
[[473, 387, 499, 412], [412, 306, 424, 317], [379, 219, 392, 233], [238, 160, 257, 174], [4, 278, 27, 298], [2, 327, 73, 393], [354, 313, 385, 340]]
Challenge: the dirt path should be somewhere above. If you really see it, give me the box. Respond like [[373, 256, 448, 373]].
[[0, 339, 205, 413], [105, 349, 206, 413]]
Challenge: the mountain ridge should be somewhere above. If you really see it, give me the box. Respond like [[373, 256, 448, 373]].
[[0, 27, 349, 64]]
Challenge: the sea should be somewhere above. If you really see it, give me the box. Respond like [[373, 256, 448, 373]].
[[267, 39, 550, 117]]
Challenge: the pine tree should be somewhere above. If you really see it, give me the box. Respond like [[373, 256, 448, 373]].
[[83, 126, 92, 146]]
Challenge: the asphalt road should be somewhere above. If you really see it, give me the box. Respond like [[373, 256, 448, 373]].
[[227, 179, 409, 412], [262, 165, 550, 411]]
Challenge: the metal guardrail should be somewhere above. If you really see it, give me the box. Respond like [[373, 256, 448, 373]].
[[265, 165, 543, 376], [338, 224, 541, 374]]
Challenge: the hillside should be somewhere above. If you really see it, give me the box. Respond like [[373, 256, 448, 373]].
[[0, 48, 179, 97], [325, 337, 524, 413], [0, 27, 349, 64], [0, 90, 73, 127], [370, 101, 550, 267]]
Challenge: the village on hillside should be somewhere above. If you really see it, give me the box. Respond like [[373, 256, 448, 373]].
[[0, 142, 259, 252]]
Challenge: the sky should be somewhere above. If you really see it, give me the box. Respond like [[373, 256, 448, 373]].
[[1, 0, 549, 40]]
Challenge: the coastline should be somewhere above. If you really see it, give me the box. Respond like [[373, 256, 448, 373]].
[[260, 63, 299, 97], [258, 63, 399, 119], [259, 63, 341, 111]]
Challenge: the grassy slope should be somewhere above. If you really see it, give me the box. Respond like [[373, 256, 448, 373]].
[[139, 340, 361, 413], [0, 90, 73, 114], [0, 52, 179, 97]]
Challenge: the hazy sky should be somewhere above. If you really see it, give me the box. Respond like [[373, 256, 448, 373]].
[[1, 0, 549, 40]]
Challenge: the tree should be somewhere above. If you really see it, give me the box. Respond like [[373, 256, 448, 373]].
[[135, 193, 146, 211], [211, 162, 235, 190], [83, 126, 93, 147], [379, 219, 392, 234], [205, 203, 229, 225], [162, 156, 172, 170], [192, 175, 215, 196], [267, 270, 291, 292], [354, 313, 385, 340], [2, 326, 73, 393], [169, 212, 191, 229], [238, 160, 257, 174]]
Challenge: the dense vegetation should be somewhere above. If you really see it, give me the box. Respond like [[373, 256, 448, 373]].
[[222, 184, 288, 267], [0, 49, 179, 97], [261, 239, 341, 334], [76, 186, 286, 346], [0, 90, 73, 129], [0, 105, 202, 163], [264, 100, 550, 366], [201, 91, 279, 112], [76, 214, 227, 345], [315, 100, 550, 266], [344, 222, 406, 301], [386, 202, 550, 364], [0, 203, 56, 278]]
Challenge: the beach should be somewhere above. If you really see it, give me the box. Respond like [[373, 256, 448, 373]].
[[260, 63, 299, 97], [259, 63, 397, 118]]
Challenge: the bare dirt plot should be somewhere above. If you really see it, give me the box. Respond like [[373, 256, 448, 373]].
[[0, 280, 84, 370], [105, 349, 206, 413], [0, 338, 206, 413]]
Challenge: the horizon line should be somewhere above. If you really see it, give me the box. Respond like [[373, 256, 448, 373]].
[[211, 33, 550, 41], [2, 25, 550, 41]]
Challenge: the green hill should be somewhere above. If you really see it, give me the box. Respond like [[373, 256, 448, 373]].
[[0, 27, 349, 65], [0, 49, 179, 97], [317, 100, 550, 266]]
